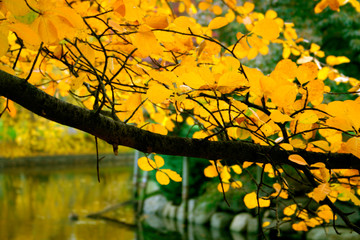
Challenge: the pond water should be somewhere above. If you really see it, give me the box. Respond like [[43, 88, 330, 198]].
[[0, 160, 258, 240]]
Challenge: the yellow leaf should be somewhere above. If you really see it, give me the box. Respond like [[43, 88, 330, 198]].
[[270, 110, 293, 123], [131, 25, 163, 57], [317, 67, 330, 80], [212, 5, 223, 15], [231, 181, 243, 189], [262, 221, 271, 228], [218, 183, 230, 192], [326, 55, 350, 66], [124, 1, 144, 22], [5, 100, 17, 118], [244, 192, 270, 209], [310, 140, 330, 152], [138, 157, 156, 171], [271, 183, 288, 199], [145, 14, 169, 29], [292, 221, 308, 231], [283, 204, 297, 216], [265, 9, 277, 19], [309, 183, 331, 202], [298, 111, 318, 124], [32, 14, 59, 44], [217, 71, 247, 88], [252, 18, 280, 41], [279, 143, 294, 151], [243, 161, 253, 168], [70, 74, 86, 90], [0, 32, 9, 57], [296, 62, 318, 84], [204, 165, 218, 178], [274, 59, 298, 80], [333, 184, 360, 205], [147, 84, 172, 104], [4, 0, 31, 16], [208, 17, 229, 30], [156, 170, 170, 185], [317, 205, 335, 223], [154, 155, 165, 168], [146, 123, 168, 135], [198, 2, 211, 10], [232, 165, 242, 174], [288, 154, 308, 166], [178, 72, 206, 89], [344, 137, 360, 159], [271, 84, 298, 108], [162, 169, 182, 182], [10, 23, 41, 48]]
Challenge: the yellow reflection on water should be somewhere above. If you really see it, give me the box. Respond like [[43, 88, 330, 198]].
[[0, 166, 135, 240]]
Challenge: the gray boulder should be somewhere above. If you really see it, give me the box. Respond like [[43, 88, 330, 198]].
[[230, 213, 252, 232], [143, 194, 167, 215], [210, 212, 234, 229]]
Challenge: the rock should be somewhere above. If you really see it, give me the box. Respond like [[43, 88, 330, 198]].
[[176, 201, 186, 222], [143, 214, 166, 230], [163, 217, 177, 232], [210, 212, 234, 229], [230, 213, 252, 232], [143, 194, 167, 215], [211, 228, 233, 240], [192, 223, 212, 239], [187, 199, 197, 223], [307, 227, 360, 240], [192, 201, 216, 224], [230, 231, 246, 240], [247, 217, 259, 233], [161, 202, 173, 218], [145, 180, 160, 194], [247, 217, 272, 233], [168, 204, 178, 219]]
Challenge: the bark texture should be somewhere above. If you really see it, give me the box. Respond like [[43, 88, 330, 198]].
[[1, 69, 359, 169]]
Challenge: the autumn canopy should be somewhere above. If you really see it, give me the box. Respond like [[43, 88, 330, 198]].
[[1, 0, 360, 234]]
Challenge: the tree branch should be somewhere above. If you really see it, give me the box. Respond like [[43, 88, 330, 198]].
[[0, 69, 359, 170]]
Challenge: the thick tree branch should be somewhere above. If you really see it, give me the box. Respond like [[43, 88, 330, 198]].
[[0, 69, 359, 169]]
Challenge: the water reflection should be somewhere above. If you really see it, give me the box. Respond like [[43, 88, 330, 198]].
[[0, 165, 135, 240], [0, 163, 253, 240]]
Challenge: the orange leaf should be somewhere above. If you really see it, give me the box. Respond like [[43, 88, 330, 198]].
[[252, 18, 280, 41], [204, 165, 218, 177], [288, 154, 308, 166], [309, 183, 331, 203], [154, 155, 165, 168], [296, 62, 318, 84], [244, 192, 270, 209], [283, 204, 297, 216], [217, 182, 230, 192], [137, 156, 156, 171], [147, 84, 172, 104], [162, 169, 182, 182], [156, 170, 170, 185], [208, 17, 229, 30]]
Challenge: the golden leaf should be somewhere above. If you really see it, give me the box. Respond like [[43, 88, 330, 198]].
[[156, 170, 170, 185], [270, 110, 293, 123], [204, 165, 218, 177], [283, 204, 297, 216], [296, 62, 318, 84], [147, 84, 172, 104], [154, 155, 165, 168], [138, 156, 156, 171], [252, 18, 280, 41], [288, 154, 308, 166], [208, 17, 229, 30], [162, 169, 182, 182]]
